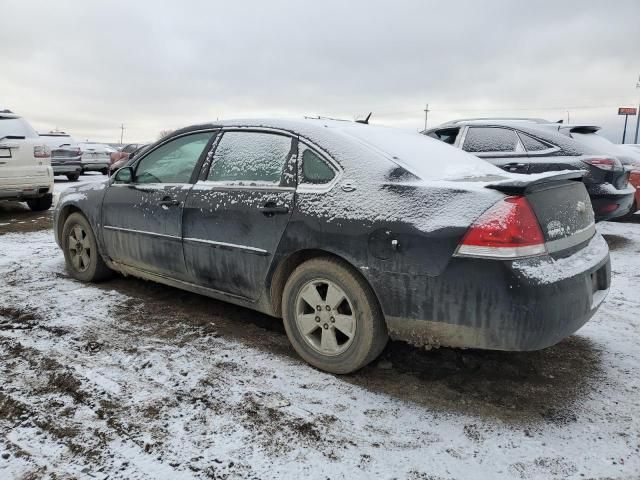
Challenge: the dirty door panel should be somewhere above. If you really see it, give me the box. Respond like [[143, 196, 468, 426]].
[[101, 131, 215, 279], [183, 130, 296, 300], [102, 184, 191, 278]]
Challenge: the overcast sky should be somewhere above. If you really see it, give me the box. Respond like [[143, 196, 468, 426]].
[[2, 0, 639, 143]]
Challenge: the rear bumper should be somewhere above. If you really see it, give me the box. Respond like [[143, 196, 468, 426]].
[[81, 160, 109, 171], [376, 234, 610, 351], [0, 182, 53, 200], [52, 161, 82, 175], [587, 184, 635, 221]]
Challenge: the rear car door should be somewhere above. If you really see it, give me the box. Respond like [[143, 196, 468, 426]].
[[182, 130, 296, 300], [461, 126, 530, 173], [101, 131, 215, 280]]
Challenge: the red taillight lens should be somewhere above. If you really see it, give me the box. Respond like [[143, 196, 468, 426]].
[[581, 157, 620, 171], [456, 196, 546, 259], [33, 145, 51, 158]]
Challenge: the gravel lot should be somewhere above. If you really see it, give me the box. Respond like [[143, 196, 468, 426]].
[[0, 175, 639, 479]]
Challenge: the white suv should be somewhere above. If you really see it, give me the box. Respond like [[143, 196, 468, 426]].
[[0, 110, 54, 211]]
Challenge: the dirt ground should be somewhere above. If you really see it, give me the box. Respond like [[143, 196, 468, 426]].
[[1, 187, 639, 479]]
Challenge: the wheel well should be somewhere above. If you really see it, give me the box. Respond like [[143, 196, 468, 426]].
[[268, 249, 377, 318], [56, 205, 82, 244]]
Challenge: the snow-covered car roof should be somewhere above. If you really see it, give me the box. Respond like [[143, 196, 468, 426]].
[[178, 118, 504, 182]]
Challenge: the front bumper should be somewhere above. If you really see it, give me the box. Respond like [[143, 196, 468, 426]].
[[377, 233, 610, 351]]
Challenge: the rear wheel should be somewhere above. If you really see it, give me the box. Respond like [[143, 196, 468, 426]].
[[62, 212, 113, 282], [66, 173, 80, 182], [282, 257, 388, 374], [100, 168, 108, 175], [26, 194, 53, 212]]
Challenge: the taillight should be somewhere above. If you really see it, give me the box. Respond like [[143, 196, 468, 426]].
[[581, 157, 620, 171], [455, 196, 546, 259], [34, 145, 51, 158]]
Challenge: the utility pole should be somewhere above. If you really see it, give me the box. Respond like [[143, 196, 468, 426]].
[[423, 103, 430, 132], [566, 111, 570, 124], [634, 75, 640, 144], [120, 124, 125, 145]]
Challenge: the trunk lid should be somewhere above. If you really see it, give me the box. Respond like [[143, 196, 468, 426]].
[[487, 172, 595, 254]]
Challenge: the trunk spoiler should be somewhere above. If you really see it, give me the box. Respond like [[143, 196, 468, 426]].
[[485, 171, 585, 194]]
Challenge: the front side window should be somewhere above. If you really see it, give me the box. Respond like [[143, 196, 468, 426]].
[[135, 132, 213, 184], [208, 131, 293, 184], [301, 147, 335, 184], [463, 127, 519, 153]]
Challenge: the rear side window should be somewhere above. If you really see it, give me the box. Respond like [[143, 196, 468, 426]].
[[432, 128, 460, 145], [208, 131, 292, 184], [463, 127, 519, 153], [0, 117, 38, 138], [519, 132, 549, 151], [301, 148, 335, 184], [135, 132, 213, 184]]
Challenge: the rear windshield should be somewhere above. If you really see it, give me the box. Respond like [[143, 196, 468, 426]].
[[570, 132, 619, 152], [0, 117, 39, 139], [340, 125, 502, 181]]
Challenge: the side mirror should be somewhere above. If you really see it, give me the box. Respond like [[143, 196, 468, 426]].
[[114, 166, 134, 184]]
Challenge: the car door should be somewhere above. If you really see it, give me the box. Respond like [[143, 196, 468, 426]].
[[101, 131, 216, 280], [182, 129, 297, 300], [461, 126, 530, 173]]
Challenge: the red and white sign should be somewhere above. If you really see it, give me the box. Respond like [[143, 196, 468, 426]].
[[618, 107, 637, 115]]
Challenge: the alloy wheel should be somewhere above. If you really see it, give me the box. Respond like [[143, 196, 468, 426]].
[[67, 224, 91, 272], [294, 279, 357, 356]]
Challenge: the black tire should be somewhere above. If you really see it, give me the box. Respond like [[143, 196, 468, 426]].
[[62, 212, 113, 282], [66, 173, 80, 182], [26, 194, 53, 212], [100, 168, 109, 175], [282, 257, 388, 374]]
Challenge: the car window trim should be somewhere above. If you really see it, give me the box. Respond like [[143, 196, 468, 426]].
[[515, 131, 561, 156], [129, 129, 219, 185], [296, 140, 342, 193], [198, 127, 298, 189], [462, 125, 523, 155]]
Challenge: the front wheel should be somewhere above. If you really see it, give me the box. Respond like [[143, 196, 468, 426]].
[[66, 173, 80, 182], [62, 212, 113, 282], [282, 257, 388, 374], [26, 194, 53, 212]]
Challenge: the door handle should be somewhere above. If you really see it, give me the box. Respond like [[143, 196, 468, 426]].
[[158, 197, 181, 207], [259, 202, 289, 216]]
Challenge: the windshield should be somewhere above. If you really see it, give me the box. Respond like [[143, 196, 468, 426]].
[[0, 117, 39, 139]]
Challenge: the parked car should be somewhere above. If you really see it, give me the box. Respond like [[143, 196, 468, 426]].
[[109, 143, 144, 169], [0, 109, 54, 211], [553, 130, 640, 219], [108, 143, 149, 174], [39, 132, 83, 181], [424, 119, 635, 221], [54, 119, 610, 373], [78, 142, 115, 175]]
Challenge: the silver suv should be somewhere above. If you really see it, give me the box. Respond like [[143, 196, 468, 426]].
[[0, 109, 54, 211]]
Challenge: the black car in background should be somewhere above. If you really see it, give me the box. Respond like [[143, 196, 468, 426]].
[[54, 119, 610, 373], [424, 119, 635, 221]]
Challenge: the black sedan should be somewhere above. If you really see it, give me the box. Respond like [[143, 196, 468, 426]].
[[424, 119, 635, 221], [54, 119, 610, 373]]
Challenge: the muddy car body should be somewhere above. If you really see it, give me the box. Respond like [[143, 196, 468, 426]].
[[54, 119, 610, 373]]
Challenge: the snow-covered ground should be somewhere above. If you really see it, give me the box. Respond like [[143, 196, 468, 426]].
[[0, 215, 639, 479]]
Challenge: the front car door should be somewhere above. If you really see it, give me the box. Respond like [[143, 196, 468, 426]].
[[460, 126, 530, 173], [182, 129, 296, 300], [101, 131, 216, 280]]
